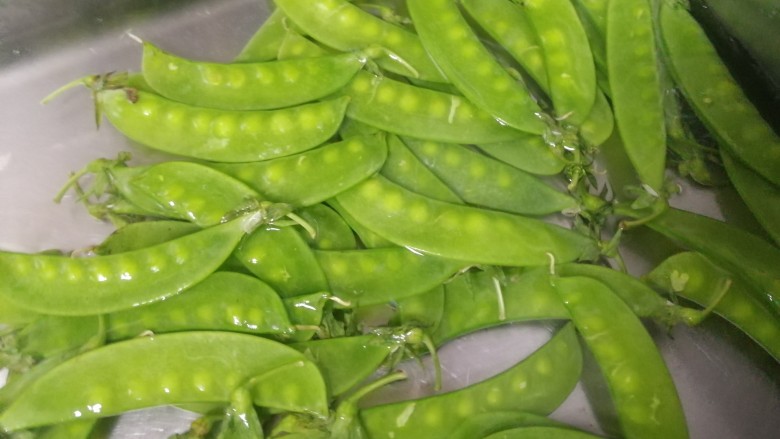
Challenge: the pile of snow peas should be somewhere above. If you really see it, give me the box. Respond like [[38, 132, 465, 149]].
[[1, 0, 779, 437]]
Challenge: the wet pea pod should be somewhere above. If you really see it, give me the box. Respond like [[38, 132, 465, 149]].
[[105, 271, 294, 341], [403, 137, 578, 216], [95, 83, 349, 162], [283, 292, 332, 342], [235, 225, 329, 298], [432, 268, 570, 345], [343, 71, 528, 144], [336, 175, 599, 266], [295, 204, 358, 251], [477, 137, 566, 176], [209, 133, 388, 208], [552, 276, 688, 439], [0, 332, 328, 432], [234, 7, 289, 62], [327, 198, 396, 249], [142, 41, 365, 110], [646, 252, 780, 361], [0, 212, 264, 316], [94, 220, 200, 255], [450, 411, 566, 439], [659, 1, 780, 187], [389, 285, 446, 333], [314, 246, 466, 307], [518, 0, 597, 126], [607, 0, 667, 192], [274, 0, 447, 82], [360, 323, 582, 439], [407, 0, 547, 135], [483, 426, 603, 439], [277, 27, 334, 60]]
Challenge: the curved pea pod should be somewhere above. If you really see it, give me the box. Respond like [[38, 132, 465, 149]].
[[296, 204, 358, 250], [210, 134, 388, 208], [639, 207, 780, 317], [553, 276, 688, 439], [646, 252, 780, 361], [314, 247, 466, 307], [721, 149, 780, 245], [391, 285, 446, 332], [97, 88, 349, 162], [36, 419, 102, 439], [105, 272, 294, 341], [578, 89, 614, 147], [403, 137, 578, 216], [234, 7, 289, 62], [450, 411, 564, 439], [235, 226, 329, 298], [557, 263, 704, 325], [143, 42, 366, 110], [0, 295, 38, 326], [277, 27, 334, 60], [477, 137, 566, 176], [483, 426, 603, 439], [407, 0, 546, 134], [0, 332, 329, 431], [383, 135, 463, 204], [607, 0, 667, 191], [432, 268, 570, 345], [0, 213, 262, 316], [521, 0, 597, 125], [327, 198, 395, 249], [360, 323, 582, 439], [274, 0, 447, 82], [10, 315, 101, 361], [659, 2, 780, 187], [214, 386, 265, 439], [284, 293, 331, 342], [344, 71, 528, 144], [336, 176, 599, 266], [95, 220, 200, 255]]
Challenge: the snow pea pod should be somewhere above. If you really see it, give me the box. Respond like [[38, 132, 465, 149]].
[[277, 27, 333, 60], [0, 332, 328, 431], [383, 135, 463, 204], [403, 137, 577, 215], [360, 323, 582, 439], [95, 220, 200, 255], [343, 71, 528, 144], [0, 213, 262, 316], [143, 42, 366, 110], [97, 87, 349, 162], [553, 276, 688, 439], [484, 426, 603, 439], [210, 134, 387, 208], [407, 0, 546, 134], [336, 175, 599, 266], [327, 198, 395, 249], [274, 0, 447, 82], [607, 0, 667, 191], [647, 252, 780, 361], [391, 285, 446, 332], [314, 247, 466, 307], [477, 137, 565, 176], [450, 411, 564, 439], [105, 271, 294, 341], [234, 7, 289, 62], [659, 1, 780, 186], [295, 204, 358, 251]]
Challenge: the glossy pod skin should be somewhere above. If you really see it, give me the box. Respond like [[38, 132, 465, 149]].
[[210, 134, 388, 208], [274, 0, 447, 82], [477, 137, 566, 176], [483, 426, 603, 439], [553, 276, 688, 439], [607, 0, 666, 191], [0, 214, 261, 315], [98, 88, 349, 162], [407, 0, 546, 135], [0, 331, 328, 431], [95, 220, 200, 255], [295, 203, 358, 251], [343, 71, 528, 144], [647, 252, 780, 361], [336, 175, 599, 266], [403, 137, 578, 215], [449, 411, 564, 439], [234, 7, 289, 62], [105, 271, 294, 341], [659, 1, 780, 187], [360, 323, 582, 439], [142, 42, 366, 110]]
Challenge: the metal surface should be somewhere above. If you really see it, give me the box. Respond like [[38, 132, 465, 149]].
[[0, 1, 778, 437]]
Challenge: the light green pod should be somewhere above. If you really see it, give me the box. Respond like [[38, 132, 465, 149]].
[[383, 135, 463, 204]]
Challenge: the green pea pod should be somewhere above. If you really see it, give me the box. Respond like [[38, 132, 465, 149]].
[[483, 426, 604, 439], [449, 411, 564, 439], [638, 207, 780, 318], [283, 292, 331, 342], [105, 271, 294, 341], [315, 247, 466, 307], [383, 135, 463, 204], [277, 27, 333, 60], [721, 149, 780, 245], [553, 276, 688, 439], [37, 419, 102, 439], [0, 332, 328, 431], [659, 1, 780, 187], [477, 137, 566, 176], [403, 137, 577, 216], [607, 0, 667, 191], [234, 8, 289, 62], [327, 198, 395, 249], [143, 42, 366, 110], [210, 134, 388, 208], [646, 252, 780, 361], [215, 387, 265, 439], [391, 285, 446, 332], [12, 315, 101, 361], [344, 72, 528, 144], [0, 213, 262, 316], [95, 220, 200, 255], [97, 88, 349, 162], [336, 176, 599, 266], [295, 204, 358, 251], [360, 323, 582, 439], [407, 0, 546, 134], [274, 0, 447, 82]]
